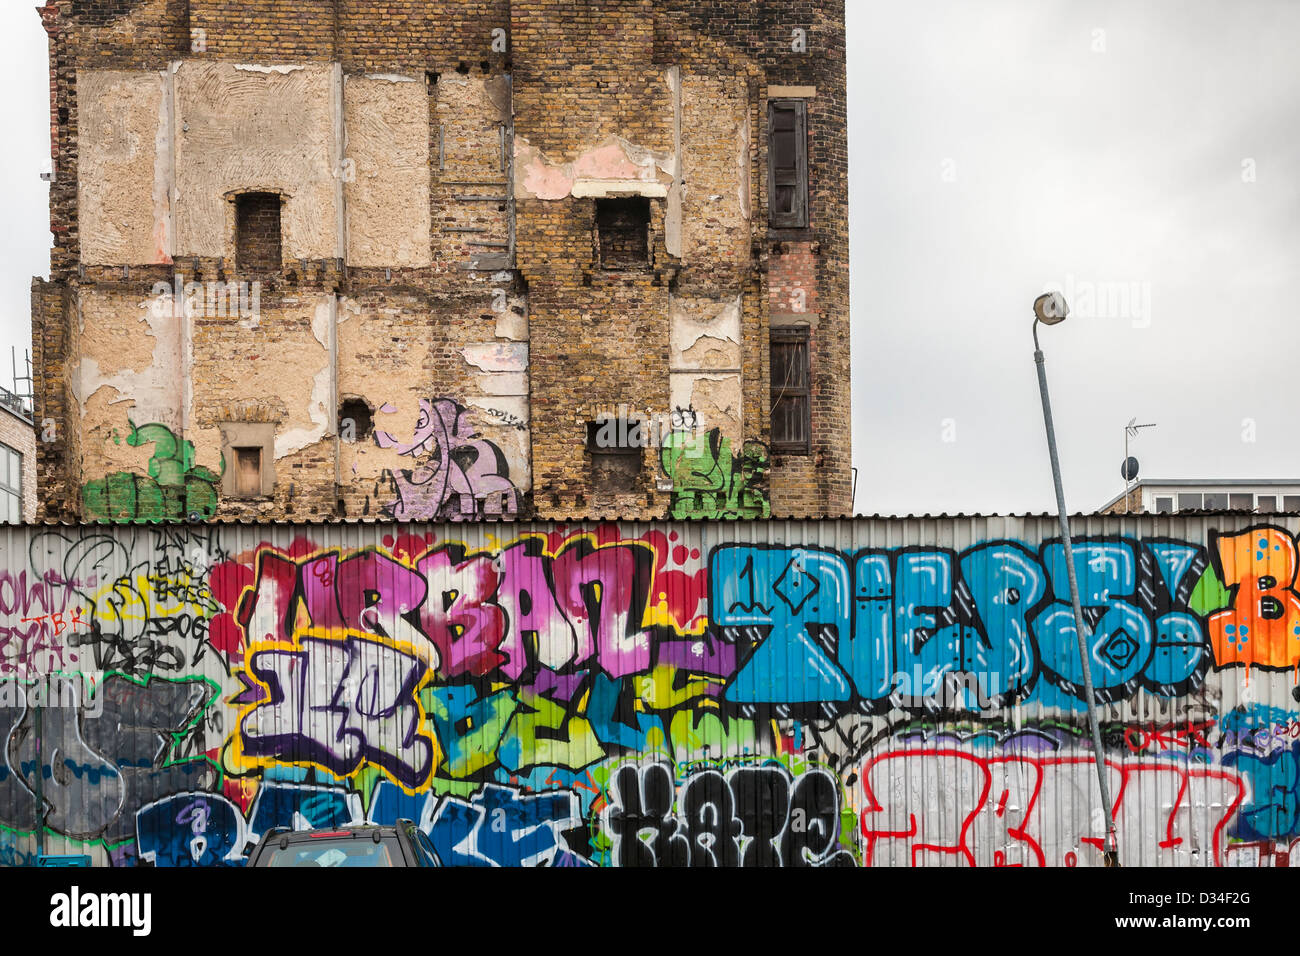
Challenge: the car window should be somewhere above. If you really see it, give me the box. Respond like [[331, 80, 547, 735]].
[[258, 836, 401, 867]]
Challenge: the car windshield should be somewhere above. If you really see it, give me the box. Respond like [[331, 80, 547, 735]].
[[260, 836, 402, 867]]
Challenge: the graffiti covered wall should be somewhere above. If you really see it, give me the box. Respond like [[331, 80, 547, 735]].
[[1, 515, 1298, 867]]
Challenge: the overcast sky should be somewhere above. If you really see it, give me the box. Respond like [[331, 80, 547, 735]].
[[1, 2, 1298, 515]]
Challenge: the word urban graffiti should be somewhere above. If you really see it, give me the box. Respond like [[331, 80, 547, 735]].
[[82, 423, 222, 523], [0, 518, 1297, 867], [376, 398, 519, 521], [662, 429, 769, 520]]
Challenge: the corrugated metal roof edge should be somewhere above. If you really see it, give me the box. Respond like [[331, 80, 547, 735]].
[[6, 510, 1296, 527]]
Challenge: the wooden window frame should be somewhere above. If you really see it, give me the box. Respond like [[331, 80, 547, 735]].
[[768, 99, 809, 229], [771, 326, 811, 455]]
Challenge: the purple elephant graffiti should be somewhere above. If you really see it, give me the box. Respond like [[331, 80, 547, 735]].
[[375, 398, 519, 521]]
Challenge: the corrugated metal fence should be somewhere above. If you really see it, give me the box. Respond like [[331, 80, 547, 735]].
[[0, 514, 1295, 866]]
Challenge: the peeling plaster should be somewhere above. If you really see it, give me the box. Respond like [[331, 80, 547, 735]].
[[70, 294, 180, 422], [670, 372, 743, 442], [462, 343, 528, 373], [472, 372, 528, 396], [234, 64, 305, 74], [572, 180, 667, 198], [515, 136, 675, 201], [274, 302, 334, 458], [363, 73, 418, 83], [671, 296, 742, 357]]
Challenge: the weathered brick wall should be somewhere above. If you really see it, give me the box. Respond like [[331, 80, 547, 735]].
[[32, 0, 851, 524]]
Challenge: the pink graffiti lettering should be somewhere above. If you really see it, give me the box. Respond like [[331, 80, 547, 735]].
[[861, 748, 1245, 868]]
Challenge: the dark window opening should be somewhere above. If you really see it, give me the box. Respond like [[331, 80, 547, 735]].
[[596, 197, 650, 269], [1229, 493, 1254, 510], [587, 420, 642, 492], [234, 447, 263, 496], [768, 100, 809, 229], [235, 192, 282, 272], [771, 327, 811, 455], [339, 398, 374, 443], [1285, 495, 1300, 512], [1258, 495, 1278, 511]]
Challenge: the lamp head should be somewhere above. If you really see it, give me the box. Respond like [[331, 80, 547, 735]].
[[1034, 291, 1069, 325]]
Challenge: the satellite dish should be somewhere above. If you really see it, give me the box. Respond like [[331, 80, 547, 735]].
[[1034, 292, 1069, 325], [1120, 457, 1140, 481]]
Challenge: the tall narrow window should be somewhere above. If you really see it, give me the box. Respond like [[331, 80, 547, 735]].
[[235, 192, 282, 271], [234, 447, 263, 496], [0, 443, 21, 524], [596, 197, 650, 268], [768, 100, 808, 228], [771, 327, 811, 454]]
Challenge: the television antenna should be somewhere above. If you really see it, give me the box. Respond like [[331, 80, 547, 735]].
[[1121, 418, 1157, 512]]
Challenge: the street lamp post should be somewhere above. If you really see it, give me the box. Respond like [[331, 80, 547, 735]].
[[1032, 291, 1120, 866]]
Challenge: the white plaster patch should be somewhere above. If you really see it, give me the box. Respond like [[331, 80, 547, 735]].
[[473, 372, 528, 396], [273, 302, 333, 458], [495, 306, 528, 342], [71, 295, 181, 420], [235, 64, 305, 74], [670, 372, 743, 440], [572, 180, 668, 198], [462, 343, 529, 373], [363, 73, 418, 83], [671, 296, 742, 357], [466, 396, 529, 422]]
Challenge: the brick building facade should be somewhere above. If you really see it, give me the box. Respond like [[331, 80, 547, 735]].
[[31, 0, 851, 523], [0, 389, 37, 523]]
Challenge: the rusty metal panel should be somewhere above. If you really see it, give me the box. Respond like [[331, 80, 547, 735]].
[[0, 514, 1295, 866]]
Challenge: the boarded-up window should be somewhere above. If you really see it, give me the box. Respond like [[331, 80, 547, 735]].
[[587, 420, 642, 491], [771, 327, 810, 454], [236, 192, 282, 271], [596, 198, 650, 268], [234, 447, 262, 496], [768, 100, 808, 228]]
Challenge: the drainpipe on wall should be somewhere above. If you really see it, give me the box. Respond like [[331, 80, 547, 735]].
[[331, 61, 345, 507], [33, 704, 44, 859], [330, 294, 340, 503]]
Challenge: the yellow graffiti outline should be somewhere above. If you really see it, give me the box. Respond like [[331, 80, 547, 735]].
[[228, 626, 443, 796]]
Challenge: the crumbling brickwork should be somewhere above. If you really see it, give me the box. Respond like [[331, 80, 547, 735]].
[[32, 0, 851, 523]]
